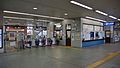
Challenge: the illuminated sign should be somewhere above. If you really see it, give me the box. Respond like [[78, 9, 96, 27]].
[[103, 22, 114, 26], [0, 29, 2, 48]]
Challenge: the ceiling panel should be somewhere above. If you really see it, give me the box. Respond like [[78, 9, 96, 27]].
[[2, 0, 120, 21]]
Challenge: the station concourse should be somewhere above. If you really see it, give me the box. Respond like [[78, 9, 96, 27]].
[[0, 0, 120, 68]]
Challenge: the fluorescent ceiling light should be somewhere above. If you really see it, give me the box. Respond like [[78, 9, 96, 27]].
[[70, 1, 93, 10], [3, 16, 50, 22], [37, 19, 50, 22], [55, 23, 61, 27], [3, 10, 64, 20], [4, 16, 34, 20], [33, 8, 37, 10], [95, 10, 108, 16], [109, 15, 117, 19], [86, 16, 107, 22], [118, 19, 120, 21]]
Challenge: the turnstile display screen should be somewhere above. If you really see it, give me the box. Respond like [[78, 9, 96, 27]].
[[0, 29, 2, 48]]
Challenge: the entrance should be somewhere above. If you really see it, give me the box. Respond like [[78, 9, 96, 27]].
[[66, 24, 71, 46], [53, 23, 62, 45]]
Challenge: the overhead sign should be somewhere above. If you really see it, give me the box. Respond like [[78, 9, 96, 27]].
[[103, 22, 114, 26]]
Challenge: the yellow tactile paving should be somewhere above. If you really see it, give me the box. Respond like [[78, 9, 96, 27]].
[[87, 51, 120, 68]]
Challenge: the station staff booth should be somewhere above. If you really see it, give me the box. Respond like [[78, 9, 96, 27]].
[[81, 18, 105, 47]]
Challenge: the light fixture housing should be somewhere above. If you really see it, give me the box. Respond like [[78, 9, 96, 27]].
[[86, 16, 107, 22], [95, 10, 108, 16], [70, 1, 93, 10]]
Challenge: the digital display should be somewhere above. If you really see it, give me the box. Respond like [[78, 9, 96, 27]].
[[0, 29, 2, 48], [103, 22, 114, 26]]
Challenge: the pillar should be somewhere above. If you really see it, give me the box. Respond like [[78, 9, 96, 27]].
[[71, 18, 82, 47]]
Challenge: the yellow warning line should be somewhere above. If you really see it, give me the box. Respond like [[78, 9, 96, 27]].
[[62, 46, 81, 50], [87, 51, 120, 68], [64, 46, 72, 48]]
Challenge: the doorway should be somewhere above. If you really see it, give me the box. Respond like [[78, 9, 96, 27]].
[[66, 24, 71, 46], [105, 30, 111, 43]]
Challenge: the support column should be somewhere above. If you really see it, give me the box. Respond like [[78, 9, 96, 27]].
[[71, 18, 82, 47], [61, 19, 73, 46], [47, 22, 54, 38]]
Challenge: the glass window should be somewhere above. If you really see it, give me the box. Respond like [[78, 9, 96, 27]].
[[94, 26, 101, 31], [83, 24, 94, 41], [83, 24, 104, 41]]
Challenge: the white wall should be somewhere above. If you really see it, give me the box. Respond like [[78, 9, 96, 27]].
[[46, 19, 82, 47], [61, 19, 82, 47]]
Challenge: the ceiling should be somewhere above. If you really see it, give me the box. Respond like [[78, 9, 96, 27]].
[[2, 0, 120, 21]]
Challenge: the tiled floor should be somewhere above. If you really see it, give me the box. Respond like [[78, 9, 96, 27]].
[[0, 43, 120, 68], [98, 53, 120, 68]]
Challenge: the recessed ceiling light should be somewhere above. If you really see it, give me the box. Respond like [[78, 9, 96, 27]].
[[95, 10, 108, 16], [64, 13, 68, 16], [86, 16, 107, 22], [109, 15, 117, 19], [33, 8, 37, 10], [70, 1, 93, 10]]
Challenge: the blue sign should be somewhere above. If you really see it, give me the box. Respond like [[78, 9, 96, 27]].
[[103, 22, 114, 26]]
